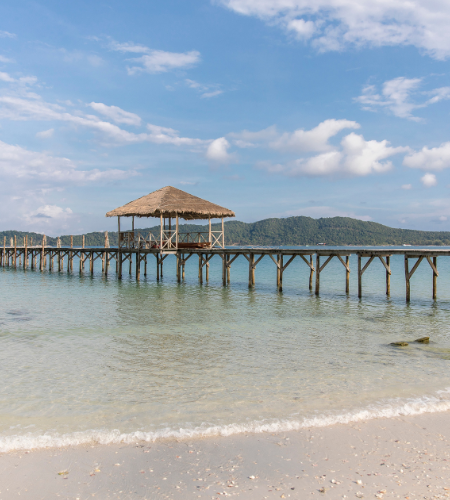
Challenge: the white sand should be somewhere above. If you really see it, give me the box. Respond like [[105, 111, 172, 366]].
[[2, 412, 450, 499]]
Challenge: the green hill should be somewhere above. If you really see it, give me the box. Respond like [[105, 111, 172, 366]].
[[2, 216, 450, 246]]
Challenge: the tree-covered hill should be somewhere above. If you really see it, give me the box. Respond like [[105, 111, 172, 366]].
[[2, 216, 450, 246]]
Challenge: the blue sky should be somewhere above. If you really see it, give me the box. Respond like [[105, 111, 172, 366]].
[[1, 0, 450, 235]]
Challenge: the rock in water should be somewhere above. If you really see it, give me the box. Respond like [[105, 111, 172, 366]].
[[390, 341, 409, 346], [414, 337, 430, 343]]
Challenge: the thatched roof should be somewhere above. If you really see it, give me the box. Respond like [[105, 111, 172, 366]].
[[105, 186, 235, 220]]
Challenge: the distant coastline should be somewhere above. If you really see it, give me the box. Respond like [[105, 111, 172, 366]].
[[2, 215, 450, 247]]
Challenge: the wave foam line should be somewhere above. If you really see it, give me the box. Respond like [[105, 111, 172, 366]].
[[2, 391, 450, 453]]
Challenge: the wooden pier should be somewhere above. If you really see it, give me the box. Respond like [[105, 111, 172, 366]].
[[0, 234, 444, 302]]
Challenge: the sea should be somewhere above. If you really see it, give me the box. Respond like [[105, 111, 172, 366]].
[[1, 246, 450, 453]]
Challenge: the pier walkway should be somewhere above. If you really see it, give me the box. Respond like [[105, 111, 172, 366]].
[[0, 241, 445, 302]]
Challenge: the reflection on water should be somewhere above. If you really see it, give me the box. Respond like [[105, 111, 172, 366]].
[[1, 250, 450, 450]]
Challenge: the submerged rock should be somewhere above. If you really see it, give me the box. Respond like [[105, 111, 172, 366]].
[[414, 337, 430, 343], [390, 341, 409, 347]]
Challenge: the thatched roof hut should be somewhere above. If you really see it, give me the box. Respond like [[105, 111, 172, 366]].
[[106, 186, 235, 220]]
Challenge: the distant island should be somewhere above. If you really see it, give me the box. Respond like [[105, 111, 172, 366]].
[[2, 216, 450, 247]]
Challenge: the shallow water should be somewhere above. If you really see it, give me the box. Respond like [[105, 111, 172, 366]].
[[1, 247, 450, 451]]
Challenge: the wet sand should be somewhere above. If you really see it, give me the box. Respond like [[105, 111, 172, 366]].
[[2, 412, 450, 499]]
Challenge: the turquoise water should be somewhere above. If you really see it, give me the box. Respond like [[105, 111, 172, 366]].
[[2, 247, 450, 452]]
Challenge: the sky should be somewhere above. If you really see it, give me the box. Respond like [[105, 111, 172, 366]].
[[2, 0, 450, 235]]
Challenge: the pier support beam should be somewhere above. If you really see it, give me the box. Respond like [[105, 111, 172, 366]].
[[358, 255, 362, 298], [386, 256, 390, 296], [433, 257, 437, 300], [345, 256, 350, 294], [405, 256, 410, 302], [315, 254, 320, 295]]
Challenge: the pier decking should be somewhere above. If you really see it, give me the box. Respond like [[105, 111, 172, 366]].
[[0, 237, 444, 302]]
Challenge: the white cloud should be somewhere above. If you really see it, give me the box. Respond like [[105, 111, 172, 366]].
[[89, 102, 141, 126], [421, 173, 437, 187], [206, 137, 233, 163], [0, 55, 12, 63], [355, 77, 450, 120], [257, 132, 406, 177], [0, 71, 14, 83], [26, 205, 73, 220], [0, 139, 132, 184], [217, 0, 450, 59], [270, 119, 360, 152], [185, 79, 224, 98], [0, 93, 206, 148], [403, 142, 450, 170], [36, 128, 54, 139], [0, 31, 16, 39], [201, 90, 224, 98], [228, 125, 278, 148], [59, 49, 103, 67], [401, 183, 412, 190]]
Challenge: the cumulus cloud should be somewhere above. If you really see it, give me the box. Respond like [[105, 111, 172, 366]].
[[206, 137, 233, 163], [421, 173, 437, 187], [403, 142, 450, 170], [88, 102, 141, 126], [217, 0, 450, 59], [356, 77, 450, 120], [228, 125, 278, 148], [402, 183, 412, 190], [0, 55, 13, 63], [36, 128, 54, 139], [257, 133, 406, 177], [270, 119, 360, 152]]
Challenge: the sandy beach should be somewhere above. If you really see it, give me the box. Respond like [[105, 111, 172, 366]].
[[1, 411, 450, 499]]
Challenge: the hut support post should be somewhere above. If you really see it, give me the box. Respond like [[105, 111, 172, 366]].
[[176, 215, 179, 250], [156, 254, 160, 281], [206, 258, 210, 282], [177, 253, 180, 282], [198, 253, 203, 284], [221, 218, 224, 248], [90, 251, 94, 275], [144, 254, 147, 277], [118, 216, 122, 279], [209, 218, 212, 248], [160, 215, 163, 250], [80, 235, 85, 272], [309, 255, 314, 290], [227, 254, 231, 284], [279, 255, 283, 292], [2, 237, 5, 267], [14, 236, 16, 267], [433, 257, 437, 300]]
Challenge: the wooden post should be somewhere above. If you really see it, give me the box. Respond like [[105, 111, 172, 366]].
[[226, 254, 231, 284], [221, 218, 225, 248], [358, 254, 362, 298], [405, 255, 410, 302], [199, 253, 203, 283], [248, 254, 253, 288], [176, 253, 180, 282], [57, 237, 61, 272], [40, 235, 45, 271], [2, 236, 5, 267], [118, 217, 122, 279], [176, 215, 179, 250], [24, 235, 28, 269], [129, 253, 132, 275], [156, 254, 160, 281], [48, 249, 52, 271], [309, 255, 314, 291], [182, 254, 186, 280], [279, 254, 283, 292], [346, 256, 350, 294], [222, 254, 226, 286], [315, 254, 320, 295], [386, 256, 390, 296], [13, 235, 16, 267], [161, 254, 163, 277], [70, 235, 73, 271], [136, 251, 140, 280], [209, 217, 212, 248], [206, 258, 210, 282], [160, 214, 163, 250], [433, 257, 437, 300], [90, 251, 94, 274], [80, 235, 85, 272]]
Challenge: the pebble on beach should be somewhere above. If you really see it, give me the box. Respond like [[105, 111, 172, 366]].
[[414, 337, 430, 343], [390, 342, 409, 347]]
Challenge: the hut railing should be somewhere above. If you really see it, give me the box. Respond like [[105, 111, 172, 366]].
[[118, 229, 224, 249]]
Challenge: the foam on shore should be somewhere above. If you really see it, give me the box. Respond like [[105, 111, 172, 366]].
[[2, 389, 450, 453]]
